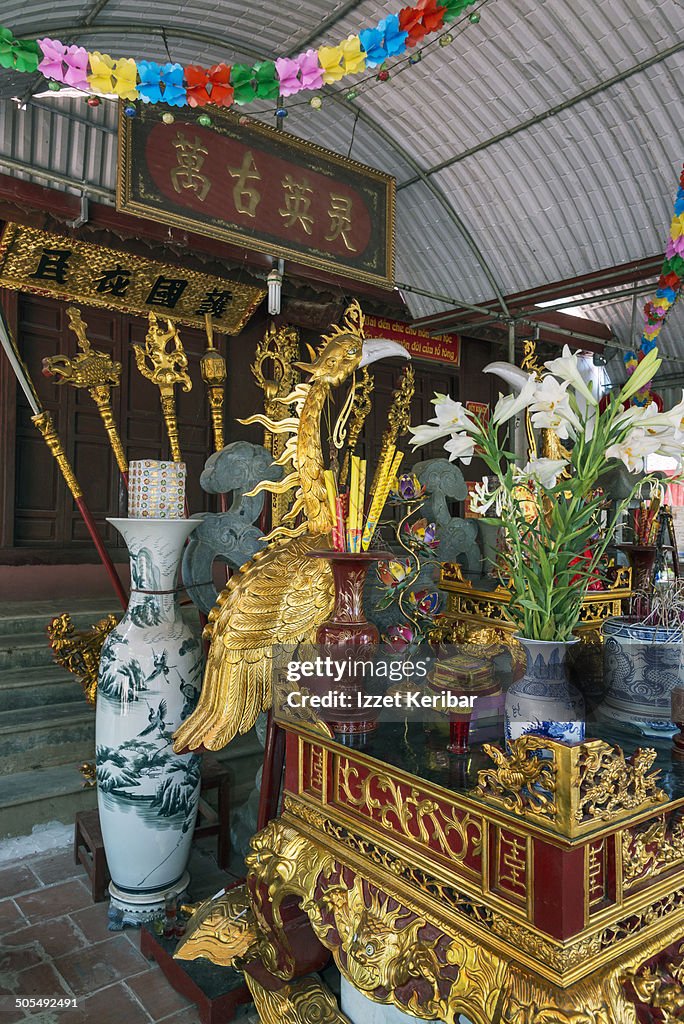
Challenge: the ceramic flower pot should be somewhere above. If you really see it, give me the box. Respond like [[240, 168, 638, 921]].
[[505, 637, 585, 745], [602, 616, 683, 732], [96, 517, 204, 927]]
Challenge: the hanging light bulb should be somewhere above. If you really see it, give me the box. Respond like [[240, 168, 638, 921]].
[[267, 259, 285, 315]]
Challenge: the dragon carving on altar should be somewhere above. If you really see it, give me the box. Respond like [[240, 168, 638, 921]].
[[173, 301, 409, 753]]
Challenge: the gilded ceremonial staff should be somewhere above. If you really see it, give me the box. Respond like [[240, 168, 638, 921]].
[[200, 314, 227, 454], [368, 364, 415, 497], [339, 366, 374, 488], [42, 307, 128, 485], [0, 309, 128, 609], [133, 314, 191, 463]]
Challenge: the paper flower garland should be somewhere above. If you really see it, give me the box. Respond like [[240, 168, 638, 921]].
[[623, 164, 684, 406], [38, 39, 90, 90], [0, 28, 40, 72], [1, 0, 478, 110]]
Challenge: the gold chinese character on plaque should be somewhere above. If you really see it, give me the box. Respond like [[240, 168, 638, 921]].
[[279, 175, 314, 234], [325, 194, 356, 251], [170, 133, 211, 202], [227, 151, 262, 218]]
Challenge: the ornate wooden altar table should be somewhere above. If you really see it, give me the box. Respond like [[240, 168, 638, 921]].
[[176, 711, 684, 1024]]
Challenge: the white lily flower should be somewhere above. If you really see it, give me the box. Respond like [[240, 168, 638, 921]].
[[605, 427, 663, 473], [431, 394, 478, 433], [444, 432, 476, 465], [529, 377, 580, 439], [521, 457, 568, 489], [544, 346, 598, 407], [491, 374, 537, 425], [409, 423, 454, 448]]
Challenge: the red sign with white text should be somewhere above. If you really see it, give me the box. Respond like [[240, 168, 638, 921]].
[[364, 314, 460, 365]]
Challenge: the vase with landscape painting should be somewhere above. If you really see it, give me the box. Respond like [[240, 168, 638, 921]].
[[96, 517, 203, 927]]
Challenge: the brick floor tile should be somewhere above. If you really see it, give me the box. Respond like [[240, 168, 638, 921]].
[[126, 968, 193, 1020], [1, 960, 71, 997], [0, 864, 40, 901], [0, 945, 43, 976], [31, 851, 85, 887], [0, 900, 26, 936], [60, 981, 152, 1024], [156, 1008, 203, 1024], [54, 934, 149, 996], [68, 903, 116, 945], [15, 881, 91, 926], [2, 916, 85, 958]]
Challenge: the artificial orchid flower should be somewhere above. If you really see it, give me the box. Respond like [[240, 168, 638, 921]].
[[389, 473, 426, 501], [404, 518, 438, 548], [408, 589, 441, 616], [385, 624, 414, 652], [376, 559, 412, 587]]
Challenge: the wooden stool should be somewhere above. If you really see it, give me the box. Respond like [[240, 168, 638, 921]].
[[74, 808, 111, 903], [194, 754, 231, 870]]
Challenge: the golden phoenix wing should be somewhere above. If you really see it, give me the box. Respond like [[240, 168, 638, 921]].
[[173, 533, 333, 752]]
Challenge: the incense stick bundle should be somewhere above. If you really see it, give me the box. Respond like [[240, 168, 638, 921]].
[[361, 447, 404, 550], [324, 469, 345, 551]]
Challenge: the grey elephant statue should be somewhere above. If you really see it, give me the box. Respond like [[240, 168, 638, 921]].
[[182, 441, 283, 615]]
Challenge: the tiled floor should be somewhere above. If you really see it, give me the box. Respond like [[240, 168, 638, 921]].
[[0, 842, 255, 1024]]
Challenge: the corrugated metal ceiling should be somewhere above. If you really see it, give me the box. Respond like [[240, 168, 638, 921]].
[[0, 0, 682, 357]]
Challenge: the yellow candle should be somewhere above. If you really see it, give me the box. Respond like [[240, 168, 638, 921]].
[[349, 456, 360, 552]]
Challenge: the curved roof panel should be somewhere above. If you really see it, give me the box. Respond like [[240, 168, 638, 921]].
[[0, 0, 681, 355]]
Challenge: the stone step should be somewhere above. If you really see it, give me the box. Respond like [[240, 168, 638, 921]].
[[0, 762, 98, 839], [0, 631, 69, 670], [0, 702, 95, 776], [0, 733, 264, 839], [0, 664, 87, 710], [0, 601, 120, 638]]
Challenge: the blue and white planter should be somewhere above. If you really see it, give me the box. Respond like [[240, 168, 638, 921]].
[[96, 517, 203, 927], [601, 616, 683, 733], [505, 637, 585, 746]]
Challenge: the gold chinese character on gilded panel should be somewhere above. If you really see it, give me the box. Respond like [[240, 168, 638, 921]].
[[494, 828, 528, 905], [170, 133, 211, 201], [279, 175, 314, 234], [326, 194, 356, 251], [228, 151, 262, 217], [0, 223, 265, 335]]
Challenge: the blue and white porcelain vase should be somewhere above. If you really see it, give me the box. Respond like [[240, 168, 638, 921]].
[[96, 517, 204, 926], [505, 637, 585, 745], [602, 617, 683, 733]]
